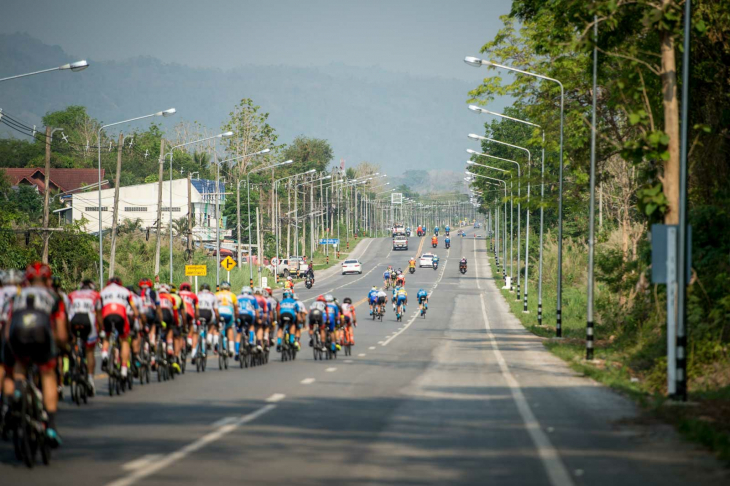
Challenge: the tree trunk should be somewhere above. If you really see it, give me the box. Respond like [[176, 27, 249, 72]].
[[660, 19, 680, 224], [154, 139, 165, 280]]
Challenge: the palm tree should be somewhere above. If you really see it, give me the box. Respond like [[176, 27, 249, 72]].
[[171, 216, 189, 237]]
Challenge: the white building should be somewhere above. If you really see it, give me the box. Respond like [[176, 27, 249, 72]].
[[72, 178, 228, 241]]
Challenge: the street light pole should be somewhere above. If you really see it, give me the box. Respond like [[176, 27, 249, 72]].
[[0, 60, 89, 82], [97, 108, 176, 287]]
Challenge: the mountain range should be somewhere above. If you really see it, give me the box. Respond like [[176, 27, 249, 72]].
[[0, 32, 490, 190]]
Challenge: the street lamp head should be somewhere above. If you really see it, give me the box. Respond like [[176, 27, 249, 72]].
[[67, 60, 89, 72], [463, 56, 484, 67], [281, 159, 293, 165], [258, 148, 272, 155], [220, 131, 234, 138], [466, 149, 478, 155], [323, 175, 332, 179], [306, 169, 317, 174], [465, 170, 474, 176], [468, 105, 487, 114], [468, 133, 483, 141], [158, 108, 177, 117], [466, 160, 475, 165]]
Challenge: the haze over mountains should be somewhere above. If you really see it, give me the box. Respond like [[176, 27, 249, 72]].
[[0, 32, 496, 189]]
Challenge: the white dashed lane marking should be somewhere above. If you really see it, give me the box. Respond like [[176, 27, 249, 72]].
[[301, 378, 315, 385], [266, 393, 286, 403]]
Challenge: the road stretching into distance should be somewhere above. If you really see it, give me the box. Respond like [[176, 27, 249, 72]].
[[1, 228, 725, 485]]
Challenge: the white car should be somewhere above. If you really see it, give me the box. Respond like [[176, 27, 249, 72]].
[[419, 253, 435, 268], [341, 259, 362, 275]]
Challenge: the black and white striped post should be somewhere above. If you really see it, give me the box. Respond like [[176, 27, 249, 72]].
[[586, 16, 599, 360]]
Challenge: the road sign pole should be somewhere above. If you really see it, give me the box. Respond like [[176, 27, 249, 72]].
[[195, 275, 198, 293]]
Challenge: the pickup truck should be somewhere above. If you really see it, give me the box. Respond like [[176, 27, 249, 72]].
[[274, 257, 306, 278], [392, 224, 406, 237], [392, 236, 409, 251]]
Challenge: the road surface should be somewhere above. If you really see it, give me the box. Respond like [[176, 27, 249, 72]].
[[1, 228, 725, 485]]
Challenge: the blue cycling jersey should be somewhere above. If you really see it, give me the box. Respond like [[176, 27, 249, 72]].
[[383, 271, 390, 279], [237, 294, 259, 318], [279, 298, 298, 318], [368, 289, 378, 302]]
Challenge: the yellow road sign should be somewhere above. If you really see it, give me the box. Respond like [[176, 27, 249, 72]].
[[221, 256, 237, 271], [185, 265, 207, 277]]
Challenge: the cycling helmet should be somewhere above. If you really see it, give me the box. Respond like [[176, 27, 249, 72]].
[[2, 269, 23, 285], [419, 288, 425, 294], [179, 282, 191, 291], [240, 286, 252, 295], [283, 290, 293, 299], [26, 262, 52, 281], [80, 279, 96, 291], [287, 276, 293, 281], [139, 278, 153, 288], [316, 295, 326, 302], [343, 297, 352, 304], [372, 286, 378, 290], [265, 287, 272, 296], [201, 283, 211, 291], [170, 285, 177, 293], [159, 284, 170, 292], [324, 293, 334, 303], [253, 287, 262, 295], [106, 276, 123, 286], [220, 281, 231, 290]]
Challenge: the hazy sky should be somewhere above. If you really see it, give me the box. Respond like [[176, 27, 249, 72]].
[[1, 0, 513, 81]]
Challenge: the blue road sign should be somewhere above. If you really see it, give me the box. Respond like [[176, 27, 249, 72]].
[[319, 238, 340, 245]]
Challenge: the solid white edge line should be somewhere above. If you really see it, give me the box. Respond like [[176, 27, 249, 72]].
[[476, 230, 574, 486], [106, 404, 276, 486]]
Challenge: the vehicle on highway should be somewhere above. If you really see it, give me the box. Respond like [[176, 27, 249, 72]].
[[459, 259, 467, 274], [341, 259, 362, 275], [392, 224, 406, 237], [392, 235, 408, 251], [274, 257, 306, 278], [419, 253, 436, 268]]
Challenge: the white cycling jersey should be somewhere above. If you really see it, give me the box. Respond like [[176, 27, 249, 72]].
[[197, 290, 218, 311]]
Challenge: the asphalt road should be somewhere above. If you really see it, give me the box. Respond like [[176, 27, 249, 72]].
[[1, 228, 726, 485]]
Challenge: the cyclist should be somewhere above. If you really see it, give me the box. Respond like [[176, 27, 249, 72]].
[[168, 285, 187, 372], [215, 282, 238, 358], [376, 288, 388, 315], [194, 283, 219, 365], [125, 286, 145, 378], [368, 286, 379, 315], [417, 288, 429, 313], [391, 285, 398, 312], [383, 268, 391, 289], [395, 286, 408, 317], [308, 295, 326, 348], [4, 263, 68, 447], [277, 290, 297, 351], [138, 278, 162, 367], [100, 276, 138, 380], [68, 280, 102, 395], [179, 282, 199, 364], [236, 286, 259, 356], [396, 272, 406, 288], [390, 270, 398, 287], [341, 297, 357, 346], [0, 270, 22, 416], [323, 294, 341, 352], [294, 293, 307, 348], [253, 288, 269, 351], [264, 287, 279, 347]]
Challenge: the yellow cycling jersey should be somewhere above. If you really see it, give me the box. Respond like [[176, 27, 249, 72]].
[[397, 289, 407, 297], [215, 290, 237, 308]]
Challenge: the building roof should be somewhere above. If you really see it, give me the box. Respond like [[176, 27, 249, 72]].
[[2, 168, 109, 193]]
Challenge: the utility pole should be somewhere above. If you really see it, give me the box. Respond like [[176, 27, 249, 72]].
[[187, 172, 193, 271], [256, 206, 262, 287], [237, 177, 242, 269], [41, 126, 52, 264], [109, 132, 124, 277], [154, 139, 165, 283]]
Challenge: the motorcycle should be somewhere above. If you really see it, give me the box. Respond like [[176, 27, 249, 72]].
[[432, 260, 439, 271], [445, 231, 450, 237], [432, 241, 438, 248], [459, 263, 467, 274], [409, 266, 415, 274], [406, 230, 411, 237], [445, 241, 450, 249]]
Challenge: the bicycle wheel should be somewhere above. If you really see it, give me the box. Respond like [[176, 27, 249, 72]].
[[14, 385, 34, 467], [31, 388, 50, 466], [109, 374, 115, 396]]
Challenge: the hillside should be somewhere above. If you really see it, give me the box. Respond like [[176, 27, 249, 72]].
[[0, 32, 486, 179]]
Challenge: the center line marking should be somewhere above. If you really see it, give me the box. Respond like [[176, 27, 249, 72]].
[[369, 346, 375, 350], [301, 378, 315, 385], [210, 416, 237, 427], [326, 367, 337, 372], [266, 393, 286, 403], [358, 353, 366, 357]]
